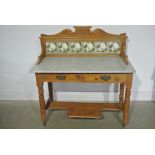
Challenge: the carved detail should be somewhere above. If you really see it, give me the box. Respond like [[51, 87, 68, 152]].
[[57, 29, 73, 35], [74, 26, 92, 34], [41, 26, 124, 38]]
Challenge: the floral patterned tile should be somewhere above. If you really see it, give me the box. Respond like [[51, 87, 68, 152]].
[[46, 41, 121, 54]]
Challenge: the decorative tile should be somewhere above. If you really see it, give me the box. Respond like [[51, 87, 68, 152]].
[[46, 41, 121, 54]]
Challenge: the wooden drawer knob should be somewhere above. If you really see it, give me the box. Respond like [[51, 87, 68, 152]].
[[100, 75, 111, 81], [56, 74, 66, 80]]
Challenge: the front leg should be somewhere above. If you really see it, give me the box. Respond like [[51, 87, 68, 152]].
[[36, 74, 46, 126], [123, 74, 133, 126]]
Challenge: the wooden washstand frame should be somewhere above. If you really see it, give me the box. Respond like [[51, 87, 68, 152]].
[[34, 26, 133, 126]]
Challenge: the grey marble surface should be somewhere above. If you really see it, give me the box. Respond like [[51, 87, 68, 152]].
[[30, 56, 135, 73]]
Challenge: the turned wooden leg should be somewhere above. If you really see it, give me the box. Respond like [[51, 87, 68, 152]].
[[123, 74, 133, 126], [119, 83, 125, 103], [36, 74, 46, 126]]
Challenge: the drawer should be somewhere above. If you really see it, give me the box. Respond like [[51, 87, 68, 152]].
[[41, 73, 127, 83]]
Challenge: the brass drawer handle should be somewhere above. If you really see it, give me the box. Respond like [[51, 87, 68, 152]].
[[56, 75, 66, 80], [100, 75, 111, 81]]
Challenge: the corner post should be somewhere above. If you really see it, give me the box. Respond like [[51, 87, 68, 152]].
[[123, 74, 133, 126], [36, 73, 46, 126]]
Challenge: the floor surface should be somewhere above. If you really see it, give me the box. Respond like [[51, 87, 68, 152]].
[[0, 101, 155, 129]]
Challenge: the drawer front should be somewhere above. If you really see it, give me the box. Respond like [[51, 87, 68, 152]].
[[41, 73, 127, 83]]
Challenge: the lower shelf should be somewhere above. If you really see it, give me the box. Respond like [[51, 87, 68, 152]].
[[68, 108, 102, 119], [46, 101, 123, 110], [46, 101, 123, 119]]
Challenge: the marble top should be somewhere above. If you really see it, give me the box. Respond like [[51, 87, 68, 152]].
[[30, 56, 135, 73]]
